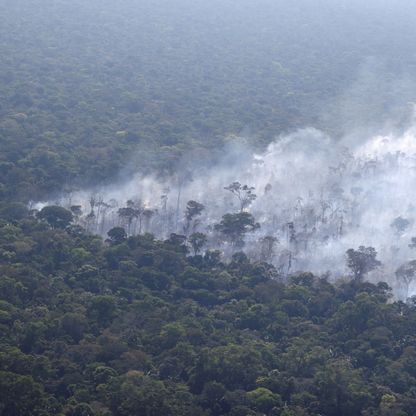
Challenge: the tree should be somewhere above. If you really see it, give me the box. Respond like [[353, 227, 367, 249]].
[[118, 207, 138, 235], [189, 344, 265, 392], [0, 371, 46, 416], [184, 200, 205, 234], [314, 359, 373, 415], [395, 260, 416, 298], [346, 246, 381, 281], [111, 373, 171, 416], [166, 233, 188, 253], [60, 312, 87, 342], [224, 182, 256, 212], [391, 217, 410, 235], [0, 202, 28, 221], [189, 232, 207, 255], [200, 381, 227, 413], [259, 235, 278, 262], [107, 227, 127, 245], [68, 403, 94, 416], [215, 212, 260, 247], [141, 208, 155, 234], [247, 387, 282, 413], [37, 205, 73, 229], [88, 295, 116, 324], [124, 200, 155, 235]]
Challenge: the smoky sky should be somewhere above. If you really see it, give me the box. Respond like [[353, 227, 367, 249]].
[[22, 0, 416, 298], [39, 115, 416, 298]]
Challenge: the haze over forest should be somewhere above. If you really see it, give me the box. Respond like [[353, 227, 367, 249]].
[[3, 1, 416, 415]]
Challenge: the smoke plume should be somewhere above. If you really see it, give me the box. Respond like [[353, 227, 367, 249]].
[[36, 118, 416, 298]]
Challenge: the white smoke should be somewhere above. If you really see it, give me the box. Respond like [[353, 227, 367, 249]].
[[36, 123, 416, 297]]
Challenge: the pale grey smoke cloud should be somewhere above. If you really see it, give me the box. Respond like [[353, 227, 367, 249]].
[[36, 118, 416, 298]]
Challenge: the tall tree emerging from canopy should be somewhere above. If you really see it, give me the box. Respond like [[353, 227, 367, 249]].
[[189, 232, 207, 255], [215, 212, 260, 248], [224, 182, 257, 212], [395, 260, 416, 298], [106, 226, 127, 245], [37, 205, 73, 229], [184, 200, 205, 235], [346, 246, 381, 281]]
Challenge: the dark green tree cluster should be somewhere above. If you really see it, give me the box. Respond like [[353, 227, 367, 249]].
[[1, 213, 416, 415]]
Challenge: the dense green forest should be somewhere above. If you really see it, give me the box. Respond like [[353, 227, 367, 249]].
[[2, 0, 416, 202], [2, 0, 416, 415], [2, 215, 416, 415]]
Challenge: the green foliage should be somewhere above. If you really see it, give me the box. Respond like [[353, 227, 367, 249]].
[[2, 1, 413, 203], [37, 205, 73, 229], [2, 2, 416, 414], [0, 217, 416, 414], [215, 212, 260, 247], [0, 371, 46, 416], [189, 232, 208, 255], [224, 182, 257, 213], [346, 246, 381, 280], [107, 227, 127, 245], [247, 387, 282, 413]]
